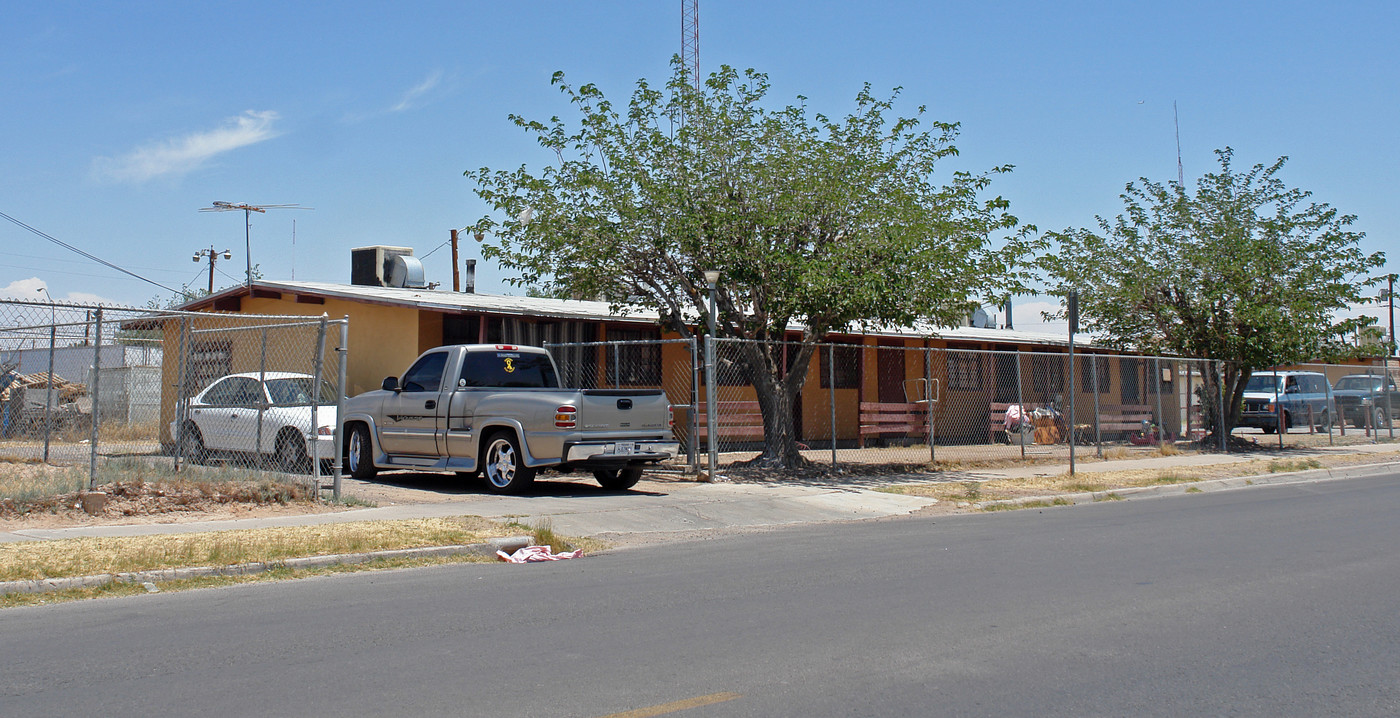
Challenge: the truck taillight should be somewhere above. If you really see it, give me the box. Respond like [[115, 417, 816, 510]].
[[555, 405, 577, 429], [668, 404, 675, 428]]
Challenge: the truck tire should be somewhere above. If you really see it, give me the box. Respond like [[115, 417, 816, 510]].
[[1376, 407, 1391, 430], [594, 466, 644, 491], [346, 423, 378, 479], [482, 431, 535, 494]]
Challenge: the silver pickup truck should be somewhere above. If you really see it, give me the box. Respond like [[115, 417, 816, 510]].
[[340, 344, 678, 492]]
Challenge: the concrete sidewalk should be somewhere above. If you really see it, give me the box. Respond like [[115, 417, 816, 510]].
[[3, 441, 1397, 545]]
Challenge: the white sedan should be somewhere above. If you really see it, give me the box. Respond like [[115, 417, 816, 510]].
[[172, 372, 339, 472]]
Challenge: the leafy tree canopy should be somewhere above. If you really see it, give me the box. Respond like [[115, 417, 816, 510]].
[[1040, 148, 1386, 438], [466, 60, 1040, 467]]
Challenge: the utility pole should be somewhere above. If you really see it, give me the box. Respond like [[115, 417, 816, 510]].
[[193, 246, 232, 294], [450, 229, 461, 292]]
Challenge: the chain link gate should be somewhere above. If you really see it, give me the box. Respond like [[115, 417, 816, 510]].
[[1, 298, 348, 495]]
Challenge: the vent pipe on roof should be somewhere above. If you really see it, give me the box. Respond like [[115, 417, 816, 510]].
[[1004, 297, 1014, 330], [464, 259, 476, 294]]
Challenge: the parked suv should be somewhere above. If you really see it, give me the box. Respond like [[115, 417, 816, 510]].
[[1331, 373, 1398, 429], [1237, 370, 1334, 433]]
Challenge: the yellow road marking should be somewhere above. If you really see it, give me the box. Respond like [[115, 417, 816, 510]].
[[598, 691, 743, 718]]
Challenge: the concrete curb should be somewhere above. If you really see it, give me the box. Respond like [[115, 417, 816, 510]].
[[0, 535, 532, 597], [974, 460, 1400, 511]]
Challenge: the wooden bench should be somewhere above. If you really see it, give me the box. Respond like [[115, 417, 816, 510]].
[[1096, 404, 1154, 438], [694, 401, 766, 441], [860, 401, 929, 446]]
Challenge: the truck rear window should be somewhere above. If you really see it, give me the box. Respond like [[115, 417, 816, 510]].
[[460, 352, 560, 388]]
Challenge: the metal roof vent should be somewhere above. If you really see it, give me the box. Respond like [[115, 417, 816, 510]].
[[388, 254, 427, 289]]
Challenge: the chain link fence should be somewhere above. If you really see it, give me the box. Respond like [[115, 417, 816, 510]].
[[1, 299, 348, 492], [547, 338, 700, 471], [543, 336, 1395, 472]]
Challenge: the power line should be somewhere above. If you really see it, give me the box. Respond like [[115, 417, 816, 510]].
[[0, 209, 184, 295]]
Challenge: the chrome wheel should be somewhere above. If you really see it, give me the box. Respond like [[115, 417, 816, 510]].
[[482, 432, 535, 493], [276, 432, 308, 473], [346, 424, 377, 479]]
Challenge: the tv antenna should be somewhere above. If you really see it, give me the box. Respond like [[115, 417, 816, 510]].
[[200, 202, 311, 291]]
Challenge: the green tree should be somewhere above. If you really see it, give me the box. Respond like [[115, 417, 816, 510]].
[[1039, 148, 1386, 443], [468, 60, 1039, 468]]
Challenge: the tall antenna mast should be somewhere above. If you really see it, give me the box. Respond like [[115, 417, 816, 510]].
[[1174, 101, 1185, 188], [681, 0, 700, 89], [200, 202, 311, 293]]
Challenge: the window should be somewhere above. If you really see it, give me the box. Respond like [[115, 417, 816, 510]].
[[401, 351, 448, 392], [1029, 354, 1066, 401], [460, 351, 559, 388], [947, 352, 982, 391], [819, 343, 861, 389], [1081, 356, 1111, 393], [605, 327, 661, 386], [1120, 358, 1141, 404]]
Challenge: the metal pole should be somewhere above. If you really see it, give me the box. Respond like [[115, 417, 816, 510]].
[[311, 315, 328, 495], [1154, 357, 1164, 447], [43, 322, 55, 463], [706, 335, 718, 476], [257, 326, 268, 465], [926, 348, 935, 465], [88, 308, 102, 490], [1092, 354, 1102, 457], [1218, 360, 1227, 452], [1389, 274, 1396, 440], [1274, 366, 1284, 450], [1324, 365, 1335, 446], [829, 343, 837, 468], [690, 337, 700, 474], [1369, 366, 1377, 443], [1068, 345, 1076, 475], [332, 318, 349, 501], [1015, 351, 1026, 461], [174, 316, 191, 471], [244, 207, 253, 292], [1185, 359, 1193, 444]]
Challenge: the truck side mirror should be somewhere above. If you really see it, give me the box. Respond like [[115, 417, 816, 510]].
[[382, 376, 400, 392]]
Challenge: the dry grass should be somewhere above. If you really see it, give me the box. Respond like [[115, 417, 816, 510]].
[[880, 449, 1399, 508], [0, 515, 517, 582]]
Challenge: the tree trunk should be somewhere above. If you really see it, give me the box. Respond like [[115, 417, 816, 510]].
[[1199, 361, 1250, 447], [736, 339, 814, 470]]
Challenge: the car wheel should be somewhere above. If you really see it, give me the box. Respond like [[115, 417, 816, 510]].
[[1316, 410, 1332, 432], [181, 424, 208, 465], [276, 430, 309, 474], [1262, 425, 1276, 434], [346, 423, 378, 479], [1375, 407, 1391, 430], [593, 466, 644, 491], [482, 431, 535, 494]]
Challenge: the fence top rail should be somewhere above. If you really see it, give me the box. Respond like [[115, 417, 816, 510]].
[[546, 338, 695, 348], [187, 318, 341, 335], [0, 298, 348, 324], [707, 336, 1203, 363]]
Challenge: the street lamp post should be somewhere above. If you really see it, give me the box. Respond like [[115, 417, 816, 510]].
[[703, 269, 721, 478]]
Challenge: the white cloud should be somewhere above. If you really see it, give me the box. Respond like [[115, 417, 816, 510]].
[[391, 70, 443, 112], [0, 278, 118, 306], [93, 110, 281, 182], [0, 277, 47, 300]]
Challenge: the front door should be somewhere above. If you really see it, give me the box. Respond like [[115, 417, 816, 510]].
[[377, 351, 449, 456], [877, 342, 906, 404]]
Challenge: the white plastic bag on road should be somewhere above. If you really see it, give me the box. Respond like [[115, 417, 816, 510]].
[[497, 545, 584, 563]]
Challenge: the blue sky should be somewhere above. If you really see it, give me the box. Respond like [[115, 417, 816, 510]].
[[3, 1, 1395, 332]]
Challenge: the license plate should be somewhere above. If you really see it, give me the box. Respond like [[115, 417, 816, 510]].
[[611, 442, 636, 455]]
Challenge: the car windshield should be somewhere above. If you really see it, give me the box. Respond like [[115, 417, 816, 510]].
[[1334, 376, 1385, 392], [265, 377, 339, 406], [1244, 374, 1282, 393]]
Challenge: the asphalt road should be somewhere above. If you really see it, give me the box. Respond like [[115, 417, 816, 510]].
[[5, 473, 1400, 717]]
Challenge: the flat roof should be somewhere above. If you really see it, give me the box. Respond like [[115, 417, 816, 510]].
[[184, 279, 1092, 348]]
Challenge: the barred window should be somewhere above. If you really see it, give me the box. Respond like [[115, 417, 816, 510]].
[[605, 327, 661, 386], [947, 352, 982, 391], [819, 343, 861, 389], [1081, 355, 1111, 393]]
